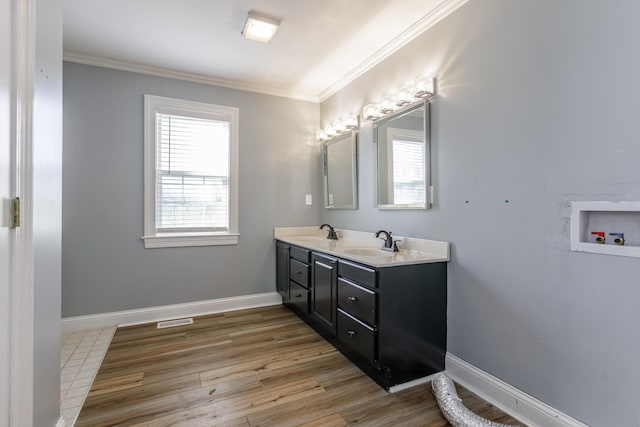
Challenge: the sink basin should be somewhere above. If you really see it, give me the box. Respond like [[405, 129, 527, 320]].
[[341, 247, 389, 257], [290, 235, 325, 241]]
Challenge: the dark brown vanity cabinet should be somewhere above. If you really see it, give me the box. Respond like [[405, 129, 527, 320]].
[[276, 240, 447, 391]]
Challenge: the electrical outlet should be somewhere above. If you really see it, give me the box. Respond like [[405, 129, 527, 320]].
[[305, 194, 312, 205]]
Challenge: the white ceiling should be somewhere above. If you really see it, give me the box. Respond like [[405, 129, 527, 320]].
[[63, 0, 466, 101]]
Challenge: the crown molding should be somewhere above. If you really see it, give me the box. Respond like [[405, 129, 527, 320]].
[[64, 0, 468, 105], [318, 0, 469, 102], [63, 51, 320, 103]]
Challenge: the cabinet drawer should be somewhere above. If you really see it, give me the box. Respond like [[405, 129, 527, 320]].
[[337, 309, 376, 364], [290, 246, 311, 263], [289, 281, 309, 313], [289, 259, 309, 288], [338, 259, 376, 289], [338, 278, 376, 326]]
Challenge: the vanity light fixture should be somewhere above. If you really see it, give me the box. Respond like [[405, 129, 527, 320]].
[[241, 11, 281, 43], [362, 76, 437, 121], [316, 115, 359, 143]]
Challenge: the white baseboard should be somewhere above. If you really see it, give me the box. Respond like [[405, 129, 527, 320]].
[[446, 354, 589, 427], [61, 292, 282, 333], [56, 416, 66, 427], [389, 373, 436, 393]]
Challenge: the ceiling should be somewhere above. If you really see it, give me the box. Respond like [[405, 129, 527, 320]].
[[63, 0, 466, 102]]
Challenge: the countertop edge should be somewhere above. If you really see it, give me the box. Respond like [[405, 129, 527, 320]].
[[275, 236, 449, 268]]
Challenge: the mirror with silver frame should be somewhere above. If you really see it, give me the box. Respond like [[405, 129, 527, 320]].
[[373, 99, 430, 209], [323, 130, 358, 209]]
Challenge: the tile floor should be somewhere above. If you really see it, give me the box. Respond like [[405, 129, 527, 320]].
[[60, 326, 116, 426]]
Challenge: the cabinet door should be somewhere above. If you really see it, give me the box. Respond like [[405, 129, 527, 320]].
[[276, 242, 290, 302], [311, 252, 338, 335]]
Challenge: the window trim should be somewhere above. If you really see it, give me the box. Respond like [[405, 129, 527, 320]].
[[142, 94, 239, 248]]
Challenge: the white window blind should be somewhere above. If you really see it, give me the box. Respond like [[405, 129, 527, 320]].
[[155, 112, 230, 233], [392, 138, 425, 205]]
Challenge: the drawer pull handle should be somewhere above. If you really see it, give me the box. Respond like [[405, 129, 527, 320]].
[[347, 296, 358, 303], [294, 293, 303, 298], [347, 330, 356, 338], [294, 270, 302, 275]]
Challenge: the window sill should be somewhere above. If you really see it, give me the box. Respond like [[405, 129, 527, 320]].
[[142, 232, 240, 249]]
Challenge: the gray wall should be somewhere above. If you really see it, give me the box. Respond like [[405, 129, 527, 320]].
[[62, 63, 320, 316], [321, 1, 640, 426], [34, 0, 63, 424]]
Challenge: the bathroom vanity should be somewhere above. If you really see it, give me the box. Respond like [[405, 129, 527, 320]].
[[274, 226, 449, 391]]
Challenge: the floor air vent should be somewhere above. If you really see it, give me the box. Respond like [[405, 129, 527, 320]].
[[157, 318, 194, 329]]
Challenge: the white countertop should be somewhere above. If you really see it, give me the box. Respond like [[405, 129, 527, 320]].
[[274, 226, 450, 268]]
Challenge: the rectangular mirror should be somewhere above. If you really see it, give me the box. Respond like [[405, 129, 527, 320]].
[[323, 130, 358, 209], [373, 100, 430, 209]]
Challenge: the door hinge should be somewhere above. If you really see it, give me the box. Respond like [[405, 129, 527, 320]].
[[11, 197, 20, 228]]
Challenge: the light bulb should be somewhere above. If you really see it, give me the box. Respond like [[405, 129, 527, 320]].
[[324, 124, 336, 137], [333, 121, 347, 134], [378, 95, 396, 114], [394, 86, 414, 107], [413, 76, 435, 98], [362, 104, 380, 120], [343, 115, 358, 129]]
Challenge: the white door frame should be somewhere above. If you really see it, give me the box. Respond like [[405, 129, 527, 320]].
[[9, 0, 36, 425], [1, 0, 12, 424]]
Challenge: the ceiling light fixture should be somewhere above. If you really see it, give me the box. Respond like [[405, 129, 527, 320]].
[[241, 11, 281, 43]]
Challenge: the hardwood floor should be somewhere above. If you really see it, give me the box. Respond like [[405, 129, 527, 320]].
[[76, 305, 522, 427]]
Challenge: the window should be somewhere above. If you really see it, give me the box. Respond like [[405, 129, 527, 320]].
[[387, 127, 425, 206], [143, 95, 239, 248]]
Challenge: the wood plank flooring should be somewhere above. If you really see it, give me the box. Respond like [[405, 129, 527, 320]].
[[76, 305, 522, 427]]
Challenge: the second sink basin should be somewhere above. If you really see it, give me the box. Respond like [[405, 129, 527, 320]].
[[341, 247, 389, 257]]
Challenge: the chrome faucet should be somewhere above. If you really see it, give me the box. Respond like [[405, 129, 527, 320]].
[[375, 230, 399, 252], [320, 224, 338, 240]]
